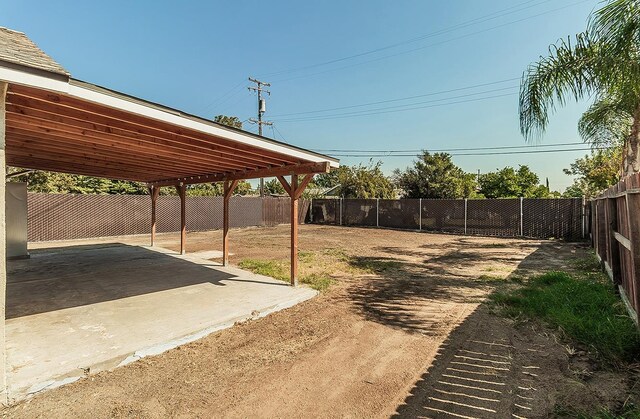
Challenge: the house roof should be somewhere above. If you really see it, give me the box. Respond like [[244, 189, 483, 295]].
[[0, 27, 338, 184], [0, 27, 69, 76]]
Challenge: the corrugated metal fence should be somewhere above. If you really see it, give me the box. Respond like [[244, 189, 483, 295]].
[[591, 173, 640, 324], [27, 193, 309, 242], [310, 197, 585, 240]]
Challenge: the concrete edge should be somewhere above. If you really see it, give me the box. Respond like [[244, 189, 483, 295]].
[[13, 287, 317, 402]]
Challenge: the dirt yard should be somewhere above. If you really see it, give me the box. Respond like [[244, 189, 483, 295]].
[[4, 225, 621, 418]]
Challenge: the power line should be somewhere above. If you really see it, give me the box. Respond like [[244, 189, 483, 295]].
[[269, 77, 520, 118], [267, 0, 592, 84], [201, 79, 246, 115], [314, 142, 588, 153], [260, 0, 552, 78], [328, 147, 605, 157], [274, 92, 518, 122]]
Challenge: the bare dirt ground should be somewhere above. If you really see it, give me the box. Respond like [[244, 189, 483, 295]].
[[4, 225, 623, 418]]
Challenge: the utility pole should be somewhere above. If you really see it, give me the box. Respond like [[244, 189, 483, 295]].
[[248, 77, 272, 197]]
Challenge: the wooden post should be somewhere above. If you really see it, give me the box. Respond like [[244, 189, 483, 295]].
[[149, 185, 160, 246], [175, 183, 186, 255], [0, 81, 8, 404], [607, 197, 622, 285], [223, 180, 239, 266], [626, 191, 640, 312], [278, 174, 313, 286]]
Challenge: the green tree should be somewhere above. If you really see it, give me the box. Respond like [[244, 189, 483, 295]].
[[562, 145, 623, 197], [393, 152, 477, 199], [314, 161, 394, 199], [479, 165, 550, 198], [8, 170, 148, 195], [263, 178, 286, 195], [184, 181, 254, 196], [213, 115, 243, 129], [519, 0, 640, 176]]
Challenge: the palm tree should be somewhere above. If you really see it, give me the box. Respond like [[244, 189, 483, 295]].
[[519, 0, 640, 176]]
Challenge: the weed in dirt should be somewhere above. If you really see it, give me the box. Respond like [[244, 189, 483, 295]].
[[348, 256, 401, 273], [554, 404, 640, 418], [238, 259, 334, 292], [477, 274, 506, 282], [490, 271, 640, 365]]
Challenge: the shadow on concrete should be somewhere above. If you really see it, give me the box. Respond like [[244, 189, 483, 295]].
[[6, 243, 260, 319]]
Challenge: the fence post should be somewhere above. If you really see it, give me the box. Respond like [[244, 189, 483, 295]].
[[419, 198, 422, 231], [339, 198, 343, 226], [625, 192, 640, 311], [464, 198, 468, 235], [581, 197, 586, 239], [606, 196, 622, 285], [309, 198, 313, 223], [376, 198, 380, 227], [520, 197, 524, 237]]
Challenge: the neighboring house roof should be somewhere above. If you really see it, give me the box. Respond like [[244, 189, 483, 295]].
[[0, 27, 69, 76]]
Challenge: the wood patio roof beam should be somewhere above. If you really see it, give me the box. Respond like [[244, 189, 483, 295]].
[[150, 161, 331, 186]]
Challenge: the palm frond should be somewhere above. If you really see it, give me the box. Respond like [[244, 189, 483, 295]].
[[519, 33, 600, 141], [578, 95, 632, 146]]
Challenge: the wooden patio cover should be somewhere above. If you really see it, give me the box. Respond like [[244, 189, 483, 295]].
[[0, 26, 339, 285]]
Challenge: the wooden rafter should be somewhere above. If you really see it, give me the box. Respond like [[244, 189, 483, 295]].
[[3, 83, 337, 184]]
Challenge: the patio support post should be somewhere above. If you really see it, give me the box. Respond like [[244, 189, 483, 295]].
[[175, 183, 186, 255], [278, 174, 314, 286], [291, 175, 299, 286], [149, 185, 160, 246], [0, 81, 8, 403], [222, 180, 239, 266]]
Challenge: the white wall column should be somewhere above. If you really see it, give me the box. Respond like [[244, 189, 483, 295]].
[[0, 80, 9, 404]]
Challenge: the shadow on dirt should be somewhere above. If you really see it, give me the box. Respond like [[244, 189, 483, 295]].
[[345, 238, 583, 337], [384, 243, 594, 418]]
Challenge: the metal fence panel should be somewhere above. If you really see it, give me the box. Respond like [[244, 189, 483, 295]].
[[343, 199, 377, 226], [310, 199, 340, 224], [466, 199, 520, 237], [522, 198, 582, 240], [379, 199, 420, 229], [421, 199, 465, 234]]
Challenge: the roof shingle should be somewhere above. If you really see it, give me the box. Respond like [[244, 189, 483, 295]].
[[0, 27, 69, 76]]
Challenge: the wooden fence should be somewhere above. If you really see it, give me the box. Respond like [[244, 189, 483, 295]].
[[591, 173, 640, 324]]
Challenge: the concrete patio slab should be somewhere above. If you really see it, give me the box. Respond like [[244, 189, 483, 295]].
[[5, 244, 316, 400]]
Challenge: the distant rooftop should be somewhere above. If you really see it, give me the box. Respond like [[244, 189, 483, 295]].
[[0, 27, 69, 76]]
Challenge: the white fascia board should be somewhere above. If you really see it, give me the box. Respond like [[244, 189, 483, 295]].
[[0, 65, 339, 168], [0, 66, 69, 94]]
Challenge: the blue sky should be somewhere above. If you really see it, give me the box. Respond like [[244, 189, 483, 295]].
[[4, 0, 600, 191]]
